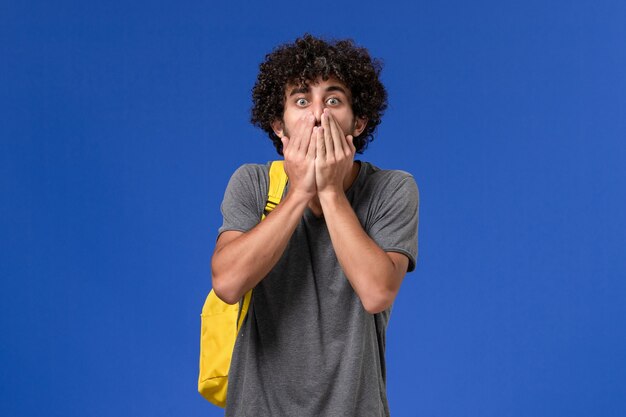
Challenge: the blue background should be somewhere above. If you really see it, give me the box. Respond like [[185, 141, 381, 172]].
[[1, 0, 625, 416]]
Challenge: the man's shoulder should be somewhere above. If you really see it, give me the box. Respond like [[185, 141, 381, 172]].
[[231, 162, 272, 176], [360, 161, 417, 189], [227, 162, 274, 185]]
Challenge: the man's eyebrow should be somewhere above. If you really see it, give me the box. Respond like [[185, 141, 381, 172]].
[[325, 85, 348, 95], [287, 85, 349, 97], [288, 86, 309, 97]]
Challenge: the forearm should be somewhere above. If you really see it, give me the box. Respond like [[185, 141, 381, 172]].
[[319, 191, 404, 313], [211, 190, 310, 304]]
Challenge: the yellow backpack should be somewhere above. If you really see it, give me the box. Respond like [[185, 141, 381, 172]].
[[198, 161, 288, 408]]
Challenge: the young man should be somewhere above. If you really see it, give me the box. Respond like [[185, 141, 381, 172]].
[[211, 34, 419, 416]]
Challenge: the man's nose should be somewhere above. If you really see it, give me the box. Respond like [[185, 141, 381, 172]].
[[311, 101, 324, 125]]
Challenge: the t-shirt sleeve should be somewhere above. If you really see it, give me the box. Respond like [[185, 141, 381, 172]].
[[217, 164, 268, 236], [366, 174, 419, 272]]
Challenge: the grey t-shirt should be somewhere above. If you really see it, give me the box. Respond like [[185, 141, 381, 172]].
[[218, 161, 419, 417]]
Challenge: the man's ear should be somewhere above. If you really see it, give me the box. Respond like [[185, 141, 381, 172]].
[[353, 116, 368, 137], [271, 119, 284, 138]]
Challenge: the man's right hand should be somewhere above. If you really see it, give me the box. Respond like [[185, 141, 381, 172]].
[[212, 113, 323, 303], [212, 122, 317, 303], [280, 112, 318, 201]]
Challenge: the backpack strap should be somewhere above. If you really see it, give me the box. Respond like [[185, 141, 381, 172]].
[[238, 291, 253, 330], [237, 161, 288, 330], [263, 160, 289, 218]]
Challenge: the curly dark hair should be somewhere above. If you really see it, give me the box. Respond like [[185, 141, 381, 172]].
[[251, 34, 388, 155]]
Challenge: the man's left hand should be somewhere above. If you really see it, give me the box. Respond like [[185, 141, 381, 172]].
[[314, 109, 356, 196]]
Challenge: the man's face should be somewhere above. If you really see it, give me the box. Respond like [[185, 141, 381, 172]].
[[271, 76, 367, 140]]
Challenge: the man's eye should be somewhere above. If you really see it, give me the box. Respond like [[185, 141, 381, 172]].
[[326, 97, 340, 106], [296, 98, 308, 106]]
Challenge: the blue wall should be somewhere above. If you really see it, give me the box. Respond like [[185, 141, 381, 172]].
[[1, 1, 624, 416]]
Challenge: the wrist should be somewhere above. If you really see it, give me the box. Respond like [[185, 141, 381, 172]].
[[318, 188, 347, 206], [286, 188, 316, 206]]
